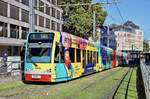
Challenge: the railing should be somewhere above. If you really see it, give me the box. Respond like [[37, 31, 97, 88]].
[[140, 61, 150, 99], [0, 60, 22, 82]]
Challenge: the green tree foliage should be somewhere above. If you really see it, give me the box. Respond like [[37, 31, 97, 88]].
[[58, 0, 107, 39], [63, 7, 92, 37], [92, 3, 107, 26]]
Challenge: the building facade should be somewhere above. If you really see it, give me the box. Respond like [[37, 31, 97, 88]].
[[112, 25, 143, 53], [99, 26, 117, 50], [0, 0, 63, 57]]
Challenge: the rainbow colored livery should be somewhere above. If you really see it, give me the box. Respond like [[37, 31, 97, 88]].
[[22, 32, 127, 83]]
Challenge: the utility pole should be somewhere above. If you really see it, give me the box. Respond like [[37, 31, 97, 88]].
[[107, 25, 109, 47], [132, 44, 133, 59], [29, 0, 35, 32], [93, 11, 96, 41]]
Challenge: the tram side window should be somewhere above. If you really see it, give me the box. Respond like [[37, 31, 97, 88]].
[[107, 53, 111, 63], [90, 51, 92, 63], [84, 50, 87, 63], [76, 49, 81, 62], [93, 52, 96, 65], [111, 53, 113, 61], [87, 51, 90, 63], [54, 43, 60, 63], [54, 43, 64, 63], [69, 48, 75, 63], [97, 52, 98, 63], [117, 55, 121, 65], [83, 50, 86, 64], [60, 46, 64, 62]]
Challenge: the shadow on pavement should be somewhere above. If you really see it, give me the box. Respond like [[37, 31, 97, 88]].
[[136, 65, 146, 99]]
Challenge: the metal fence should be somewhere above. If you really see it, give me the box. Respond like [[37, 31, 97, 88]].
[[140, 61, 150, 99], [0, 60, 22, 82]]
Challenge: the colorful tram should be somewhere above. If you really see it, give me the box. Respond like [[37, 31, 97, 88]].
[[22, 32, 127, 83]]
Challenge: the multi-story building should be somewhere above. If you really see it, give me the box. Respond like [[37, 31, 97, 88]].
[[112, 25, 143, 53], [99, 26, 117, 50], [0, 0, 63, 57]]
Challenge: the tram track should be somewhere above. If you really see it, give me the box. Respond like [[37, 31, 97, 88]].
[[28, 67, 128, 99], [57, 67, 129, 99], [102, 67, 133, 99], [81, 67, 126, 91], [35, 67, 126, 98], [0, 67, 129, 99]]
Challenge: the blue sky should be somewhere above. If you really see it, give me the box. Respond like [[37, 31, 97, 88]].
[[92, 0, 150, 40]]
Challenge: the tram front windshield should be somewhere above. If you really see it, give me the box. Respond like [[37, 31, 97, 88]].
[[26, 33, 54, 63]]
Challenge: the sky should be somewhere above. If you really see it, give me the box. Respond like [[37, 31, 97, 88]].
[[92, 0, 150, 40]]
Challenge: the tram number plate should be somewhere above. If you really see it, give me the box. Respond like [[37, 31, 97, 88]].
[[32, 74, 41, 78]]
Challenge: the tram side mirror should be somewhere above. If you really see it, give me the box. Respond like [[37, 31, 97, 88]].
[[29, 54, 32, 58], [27, 51, 32, 58]]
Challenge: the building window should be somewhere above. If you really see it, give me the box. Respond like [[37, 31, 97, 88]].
[[39, 0, 44, 12], [52, 8, 55, 17], [35, 14, 37, 25], [0, 1, 7, 17], [10, 5, 19, 20], [21, 9, 29, 23], [39, 15, 44, 27], [10, 24, 19, 38], [12, 46, 19, 56], [22, 0, 29, 6], [0, 22, 7, 37], [47, 0, 51, 3], [46, 18, 50, 29], [34, 0, 38, 10], [46, 4, 50, 15], [51, 20, 55, 30], [8, 46, 20, 56], [22, 27, 29, 39], [57, 10, 60, 19], [57, 22, 60, 31], [52, 0, 56, 5]]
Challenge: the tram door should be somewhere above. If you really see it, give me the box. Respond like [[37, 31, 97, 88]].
[[82, 50, 86, 68]]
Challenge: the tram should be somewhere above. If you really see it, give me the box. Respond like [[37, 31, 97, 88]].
[[22, 32, 127, 83]]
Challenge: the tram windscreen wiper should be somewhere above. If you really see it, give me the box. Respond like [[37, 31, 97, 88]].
[[28, 55, 38, 67]]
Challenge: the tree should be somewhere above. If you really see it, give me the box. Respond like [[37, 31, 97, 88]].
[[58, 0, 107, 39], [63, 7, 92, 37]]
